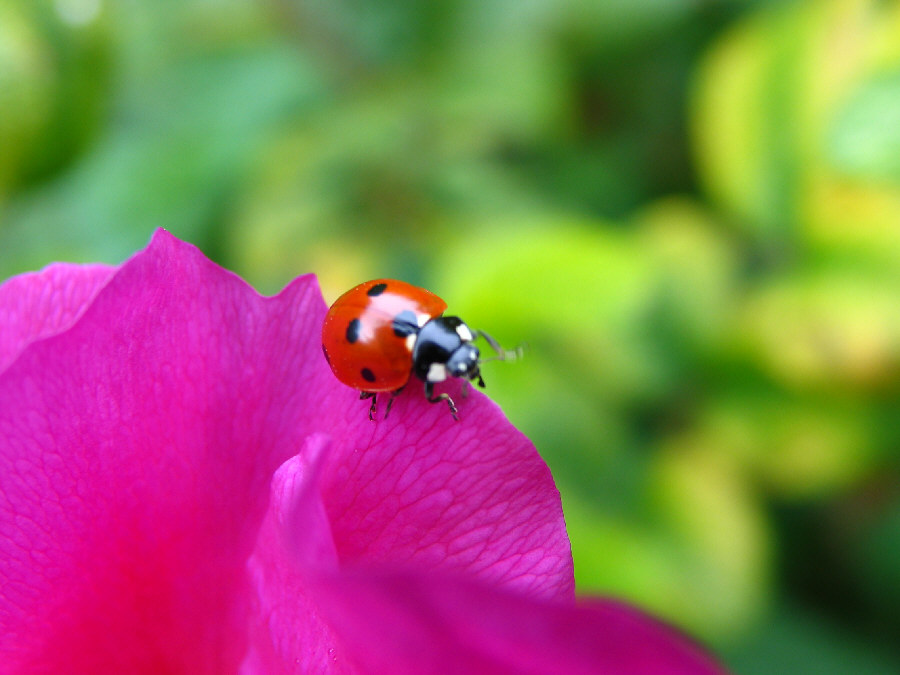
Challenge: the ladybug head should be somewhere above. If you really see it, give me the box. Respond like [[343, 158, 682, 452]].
[[446, 342, 480, 379], [412, 316, 481, 384]]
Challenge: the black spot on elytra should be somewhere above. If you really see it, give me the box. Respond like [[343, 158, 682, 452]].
[[361, 367, 376, 383], [367, 282, 387, 297], [392, 309, 418, 338], [346, 318, 361, 344]]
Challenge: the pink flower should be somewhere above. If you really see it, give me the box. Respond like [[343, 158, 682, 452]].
[[0, 231, 725, 674]]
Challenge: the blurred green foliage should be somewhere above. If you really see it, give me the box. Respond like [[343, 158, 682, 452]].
[[2, 0, 900, 672]]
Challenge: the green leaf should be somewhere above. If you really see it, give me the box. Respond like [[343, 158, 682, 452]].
[[724, 604, 900, 675], [829, 71, 900, 182], [0, 43, 325, 277]]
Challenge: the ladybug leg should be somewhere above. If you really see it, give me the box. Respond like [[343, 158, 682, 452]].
[[384, 386, 405, 419], [461, 369, 485, 398], [359, 391, 378, 421], [476, 330, 524, 363], [424, 381, 459, 421]]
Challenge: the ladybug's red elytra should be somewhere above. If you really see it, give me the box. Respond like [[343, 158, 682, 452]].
[[321, 279, 519, 420]]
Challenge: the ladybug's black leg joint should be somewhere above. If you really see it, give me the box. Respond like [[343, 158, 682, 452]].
[[461, 370, 484, 398], [384, 386, 405, 419], [476, 330, 525, 363], [359, 391, 377, 421], [424, 382, 459, 421]]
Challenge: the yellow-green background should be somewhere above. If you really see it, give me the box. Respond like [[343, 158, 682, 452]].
[[2, 0, 900, 671]]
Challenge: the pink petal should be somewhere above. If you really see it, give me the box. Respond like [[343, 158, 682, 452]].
[[315, 572, 726, 675], [0, 263, 115, 372], [246, 392, 576, 670], [0, 231, 330, 672], [244, 434, 349, 674], [249, 431, 724, 674], [318, 385, 574, 602]]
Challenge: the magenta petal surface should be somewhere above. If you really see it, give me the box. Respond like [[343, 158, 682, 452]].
[[244, 396, 576, 671], [0, 262, 115, 371], [249, 427, 724, 675], [244, 434, 347, 674], [0, 231, 328, 672], [318, 390, 574, 601], [315, 574, 726, 675]]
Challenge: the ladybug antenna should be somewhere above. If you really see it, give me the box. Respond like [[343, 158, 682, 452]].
[[476, 330, 525, 364]]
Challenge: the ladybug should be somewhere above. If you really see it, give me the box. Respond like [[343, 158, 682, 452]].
[[321, 279, 518, 420]]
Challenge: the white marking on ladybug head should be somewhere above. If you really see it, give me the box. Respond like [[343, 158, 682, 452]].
[[405, 334, 416, 351], [416, 313, 430, 327], [455, 323, 474, 342], [427, 362, 448, 382]]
